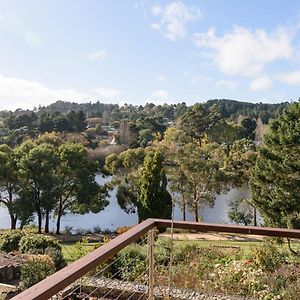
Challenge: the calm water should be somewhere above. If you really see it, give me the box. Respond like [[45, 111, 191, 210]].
[[0, 175, 254, 231]]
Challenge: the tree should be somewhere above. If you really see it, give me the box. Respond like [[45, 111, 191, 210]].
[[0, 145, 20, 229], [67, 111, 86, 132], [240, 117, 256, 140], [225, 138, 258, 225], [169, 166, 192, 221], [54, 142, 109, 234], [250, 102, 300, 229], [179, 103, 221, 146], [138, 151, 172, 221], [105, 148, 145, 216], [207, 121, 247, 144], [228, 198, 253, 226], [17, 143, 59, 233], [176, 143, 226, 222], [139, 129, 153, 147], [38, 113, 55, 133]]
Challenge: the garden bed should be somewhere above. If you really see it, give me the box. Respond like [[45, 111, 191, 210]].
[[62, 277, 254, 300]]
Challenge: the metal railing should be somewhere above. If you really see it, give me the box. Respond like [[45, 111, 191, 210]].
[[12, 219, 300, 300]]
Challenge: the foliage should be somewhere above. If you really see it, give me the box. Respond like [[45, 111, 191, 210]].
[[116, 226, 132, 234], [228, 198, 253, 226], [0, 144, 21, 229], [250, 101, 300, 229], [20, 255, 55, 290], [138, 151, 172, 221], [44, 247, 67, 270], [114, 245, 147, 281], [17, 142, 59, 233], [53, 142, 109, 234], [155, 241, 298, 300], [179, 103, 221, 145], [174, 143, 227, 222], [251, 240, 287, 271], [0, 230, 24, 252], [19, 234, 62, 253], [70, 237, 91, 261]]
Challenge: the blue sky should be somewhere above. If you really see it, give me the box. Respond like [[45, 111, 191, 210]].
[[1, 0, 300, 110]]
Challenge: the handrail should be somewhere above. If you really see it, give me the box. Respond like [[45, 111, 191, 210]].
[[12, 219, 300, 300]]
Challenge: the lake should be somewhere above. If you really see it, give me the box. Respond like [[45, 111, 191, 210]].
[[0, 175, 255, 231]]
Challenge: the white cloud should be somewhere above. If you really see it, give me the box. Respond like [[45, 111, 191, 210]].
[[0, 74, 121, 111], [216, 80, 237, 91], [250, 76, 272, 91], [157, 75, 167, 83], [277, 71, 300, 85], [151, 1, 201, 41], [194, 26, 294, 77], [89, 49, 107, 61]]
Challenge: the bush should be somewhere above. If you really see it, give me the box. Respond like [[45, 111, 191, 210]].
[[115, 245, 147, 281], [155, 237, 172, 265], [19, 234, 61, 253], [0, 231, 25, 252], [116, 226, 132, 235], [20, 255, 55, 290], [45, 247, 67, 270], [251, 240, 287, 271], [71, 237, 90, 261]]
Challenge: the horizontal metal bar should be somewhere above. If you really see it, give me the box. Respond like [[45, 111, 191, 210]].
[[12, 218, 300, 300], [155, 219, 300, 239]]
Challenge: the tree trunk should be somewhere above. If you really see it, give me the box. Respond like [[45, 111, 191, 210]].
[[37, 210, 42, 234], [194, 202, 199, 222], [45, 210, 50, 233], [183, 201, 186, 221], [10, 214, 17, 230], [253, 206, 257, 226], [56, 213, 62, 235]]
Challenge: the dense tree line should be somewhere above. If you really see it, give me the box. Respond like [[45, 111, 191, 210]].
[[0, 134, 109, 233], [0, 98, 298, 233]]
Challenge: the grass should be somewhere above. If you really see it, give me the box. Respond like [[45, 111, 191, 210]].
[[58, 231, 300, 264], [61, 242, 99, 263]]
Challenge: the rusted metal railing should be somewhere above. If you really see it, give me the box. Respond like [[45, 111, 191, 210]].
[[12, 218, 300, 300]]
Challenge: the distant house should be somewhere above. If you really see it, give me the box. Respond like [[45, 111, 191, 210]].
[[109, 136, 117, 145]]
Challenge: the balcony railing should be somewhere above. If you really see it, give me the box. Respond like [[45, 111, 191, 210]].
[[11, 219, 300, 300]]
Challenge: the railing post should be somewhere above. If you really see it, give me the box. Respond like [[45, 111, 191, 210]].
[[148, 229, 155, 300]]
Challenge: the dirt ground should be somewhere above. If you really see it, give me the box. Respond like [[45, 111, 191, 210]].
[[160, 232, 264, 242], [0, 253, 28, 268]]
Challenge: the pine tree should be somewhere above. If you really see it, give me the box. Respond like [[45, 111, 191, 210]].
[[250, 102, 300, 229], [138, 151, 172, 222]]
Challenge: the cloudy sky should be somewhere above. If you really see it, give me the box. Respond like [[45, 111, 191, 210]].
[[1, 0, 300, 110]]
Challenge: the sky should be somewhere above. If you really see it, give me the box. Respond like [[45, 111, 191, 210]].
[[1, 0, 300, 110]]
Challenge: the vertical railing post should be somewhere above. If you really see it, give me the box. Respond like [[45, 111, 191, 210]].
[[148, 229, 155, 300]]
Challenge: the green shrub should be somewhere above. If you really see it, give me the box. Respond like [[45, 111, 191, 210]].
[[155, 237, 172, 265], [115, 245, 147, 281], [251, 240, 287, 271], [70, 237, 90, 261], [44, 247, 67, 270], [0, 230, 25, 252], [19, 234, 61, 253], [20, 255, 55, 290]]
